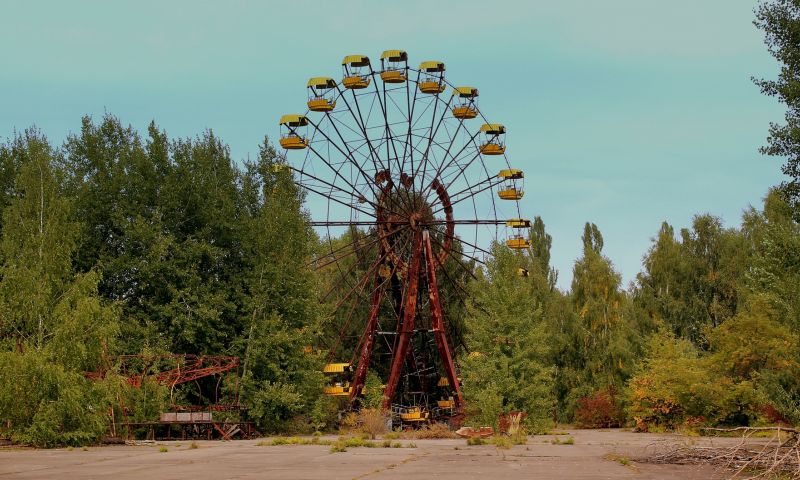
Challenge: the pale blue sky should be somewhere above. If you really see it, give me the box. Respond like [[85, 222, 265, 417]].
[[0, 0, 786, 289]]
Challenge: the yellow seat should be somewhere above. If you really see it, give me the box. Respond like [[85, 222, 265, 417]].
[[307, 98, 335, 112], [452, 106, 478, 119], [380, 70, 406, 83], [507, 236, 530, 250], [399, 407, 429, 422], [437, 400, 454, 409], [323, 385, 351, 396], [419, 80, 446, 94], [498, 188, 524, 200], [480, 143, 505, 155], [437, 377, 449, 387], [342, 76, 370, 89], [279, 136, 308, 150]]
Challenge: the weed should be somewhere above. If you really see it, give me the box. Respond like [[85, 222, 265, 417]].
[[383, 431, 401, 440], [159, 446, 168, 453], [410, 423, 457, 439], [604, 453, 632, 467], [492, 437, 513, 449], [329, 443, 348, 453], [551, 436, 575, 445], [81, 446, 88, 451], [189, 441, 199, 449], [467, 437, 487, 446]]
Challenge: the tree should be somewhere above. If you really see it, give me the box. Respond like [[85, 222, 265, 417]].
[[233, 140, 323, 432], [635, 215, 748, 347], [754, 0, 800, 215], [461, 242, 555, 431], [0, 130, 120, 447]]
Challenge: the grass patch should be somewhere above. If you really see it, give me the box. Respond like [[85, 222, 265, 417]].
[[383, 431, 401, 440], [189, 441, 199, 449], [159, 446, 168, 453], [466, 437, 487, 446], [492, 437, 513, 450], [604, 453, 636, 470], [550, 436, 575, 445]]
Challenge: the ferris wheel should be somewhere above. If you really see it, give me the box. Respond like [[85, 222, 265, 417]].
[[278, 50, 530, 424]]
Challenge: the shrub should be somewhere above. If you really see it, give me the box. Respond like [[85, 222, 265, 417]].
[[574, 389, 624, 428], [358, 408, 387, 439], [410, 423, 457, 439], [0, 352, 113, 447]]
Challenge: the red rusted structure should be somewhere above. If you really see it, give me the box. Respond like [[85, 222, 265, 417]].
[[87, 355, 239, 389]]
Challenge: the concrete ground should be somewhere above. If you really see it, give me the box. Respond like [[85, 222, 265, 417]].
[[0, 429, 738, 479]]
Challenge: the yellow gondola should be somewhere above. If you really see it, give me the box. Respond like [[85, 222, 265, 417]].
[[437, 377, 449, 387], [399, 407, 429, 422], [307, 77, 337, 112], [323, 385, 351, 396], [437, 399, 455, 409], [507, 235, 531, 250], [418, 61, 446, 94], [517, 268, 529, 277], [479, 123, 506, 155], [342, 54, 371, 89], [380, 50, 407, 83], [507, 218, 531, 228], [279, 114, 309, 150], [452, 87, 479, 119]]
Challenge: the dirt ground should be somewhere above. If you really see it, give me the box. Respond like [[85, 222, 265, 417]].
[[0, 429, 741, 479]]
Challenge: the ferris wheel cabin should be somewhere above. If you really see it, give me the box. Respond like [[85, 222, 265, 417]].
[[322, 362, 354, 396], [480, 123, 506, 155], [380, 50, 408, 83], [278, 114, 309, 150], [418, 61, 446, 94], [307, 77, 337, 112], [507, 235, 531, 249], [452, 87, 479, 119], [342, 54, 371, 89], [498, 168, 524, 200], [506, 218, 532, 250]]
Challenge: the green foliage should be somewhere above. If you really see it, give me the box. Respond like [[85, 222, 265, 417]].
[[0, 352, 112, 447], [362, 371, 385, 410], [461, 238, 555, 432], [754, 0, 800, 214]]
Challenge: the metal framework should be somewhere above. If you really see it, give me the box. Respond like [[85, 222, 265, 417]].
[[280, 50, 528, 425]]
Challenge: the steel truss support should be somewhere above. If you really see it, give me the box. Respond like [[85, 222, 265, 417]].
[[348, 270, 384, 402], [378, 228, 465, 414]]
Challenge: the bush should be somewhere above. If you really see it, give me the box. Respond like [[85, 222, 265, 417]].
[[410, 423, 457, 439], [0, 352, 112, 447], [358, 408, 387, 439], [574, 389, 624, 428]]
